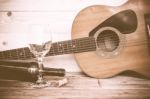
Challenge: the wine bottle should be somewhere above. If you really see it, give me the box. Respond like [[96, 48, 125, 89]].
[[0, 60, 65, 82]]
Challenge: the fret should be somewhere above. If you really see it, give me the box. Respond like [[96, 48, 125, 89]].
[[17, 48, 26, 60], [48, 44, 55, 56], [11, 49, 19, 60], [8, 50, 11, 59], [56, 42, 59, 54], [60, 42, 65, 54], [71, 38, 81, 53], [9, 50, 12, 59], [50, 37, 96, 56], [52, 42, 59, 55], [57, 43, 63, 55], [78, 38, 86, 51], [58, 42, 64, 54], [74, 37, 96, 53], [72, 40, 76, 52], [24, 47, 35, 59], [54, 42, 60, 55], [61, 40, 70, 54], [65, 40, 69, 54], [78, 38, 88, 51], [57, 42, 63, 54], [22, 47, 27, 59], [23, 47, 31, 59], [0, 52, 2, 59], [73, 39, 81, 53], [4, 50, 11, 59], [71, 39, 77, 52], [87, 37, 96, 51], [67, 40, 73, 53], [16, 49, 19, 60], [52, 44, 56, 55], [0, 52, 4, 59], [56, 42, 63, 55], [79, 39, 84, 52]]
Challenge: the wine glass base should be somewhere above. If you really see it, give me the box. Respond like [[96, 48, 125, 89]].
[[30, 77, 68, 88], [31, 80, 51, 88]]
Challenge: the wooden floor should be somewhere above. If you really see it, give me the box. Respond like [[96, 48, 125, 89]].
[[0, 72, 150, 99]]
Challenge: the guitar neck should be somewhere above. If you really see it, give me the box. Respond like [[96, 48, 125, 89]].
[[0, 37, 96, 60]]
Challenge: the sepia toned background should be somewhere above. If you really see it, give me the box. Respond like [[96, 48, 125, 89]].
[[0, 1, 150, 99]]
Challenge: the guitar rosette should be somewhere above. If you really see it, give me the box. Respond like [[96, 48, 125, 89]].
[[94, 26, 126, 58]]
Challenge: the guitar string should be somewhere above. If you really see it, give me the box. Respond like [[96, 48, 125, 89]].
[[2, 41, 149, 60], [0, 37, 150, 59], [0, 36, 149, 54], [0, 41, 149, 60], [0, 39, 96, 60], [0, 35, 148, 53], [0, 37, 149, 58], [0, 41, 95, 58]]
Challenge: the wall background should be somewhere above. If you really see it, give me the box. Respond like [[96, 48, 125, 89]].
[[0, 0, 127, 72]]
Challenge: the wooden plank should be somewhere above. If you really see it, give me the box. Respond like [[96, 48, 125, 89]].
[[0, 73, 100, 89], [99, 76, 150, 89], [0, 12, 74, 34], [0, 11, 74, 24], [0, 73, 150, 99], [0, 11, 75, 50], [0, 89, 150, 99], [0, 0, 127, 11]]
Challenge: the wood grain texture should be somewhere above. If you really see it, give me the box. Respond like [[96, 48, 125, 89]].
[[0, 73, 150, 99], [71, 0, 150, 78], [0, 0, 127, 11]]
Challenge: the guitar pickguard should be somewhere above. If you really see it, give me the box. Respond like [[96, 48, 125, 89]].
[[89, 9, 137, 36]]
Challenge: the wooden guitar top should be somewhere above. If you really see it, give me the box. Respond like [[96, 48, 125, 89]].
[[71, 0, 150, 78]]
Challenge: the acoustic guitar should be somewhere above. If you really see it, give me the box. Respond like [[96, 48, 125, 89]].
[[0, 0, 150, 78], [72, 0, 150, 78]]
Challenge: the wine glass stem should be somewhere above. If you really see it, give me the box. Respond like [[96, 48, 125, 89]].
[[37, 57, 44, 82], [37, 57, 43, 70]]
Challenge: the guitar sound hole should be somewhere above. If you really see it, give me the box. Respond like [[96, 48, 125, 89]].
[[97, 30, 120, 52]]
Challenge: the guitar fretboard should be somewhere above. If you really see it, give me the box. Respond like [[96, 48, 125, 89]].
[[0, 37, 96, 60]]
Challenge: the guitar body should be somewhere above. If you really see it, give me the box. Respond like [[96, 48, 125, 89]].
[[72, 0, 150, 78]]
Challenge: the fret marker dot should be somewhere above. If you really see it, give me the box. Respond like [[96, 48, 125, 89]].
[[19, 52, 23, 56], [72, 45, 76, 48]]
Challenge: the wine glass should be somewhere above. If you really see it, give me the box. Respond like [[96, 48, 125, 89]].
[[27, 24, 52, 88]]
